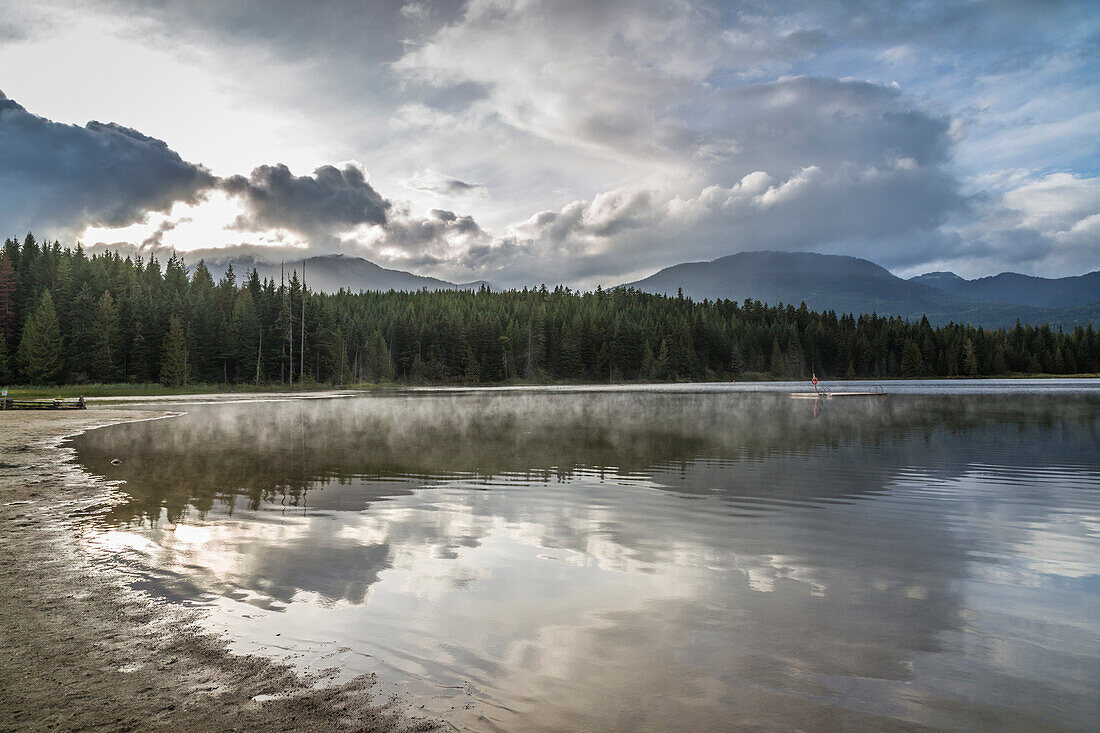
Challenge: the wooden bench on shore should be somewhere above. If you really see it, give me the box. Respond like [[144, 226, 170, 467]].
[[0, 397, 87, 410]]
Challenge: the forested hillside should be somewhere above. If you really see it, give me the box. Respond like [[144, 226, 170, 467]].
[[1, 235, 1098, 386]]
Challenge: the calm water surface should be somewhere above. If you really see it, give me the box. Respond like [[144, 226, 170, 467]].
[[71, 382, 1100, 731]]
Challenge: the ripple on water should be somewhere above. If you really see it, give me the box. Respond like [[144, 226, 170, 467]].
[[70, 388, 1100, 731]]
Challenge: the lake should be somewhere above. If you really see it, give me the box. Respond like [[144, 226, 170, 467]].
[[71, 382, 1100, 731]]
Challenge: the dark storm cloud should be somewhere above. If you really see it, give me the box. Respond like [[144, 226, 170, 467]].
[[0, 92, 491, 260], [0, 90, 216, 235], [222, 163, 391, 234]]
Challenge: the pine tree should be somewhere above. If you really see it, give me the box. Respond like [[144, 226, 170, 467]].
[[769, 337, 784, 378], [67, 283, 97, 380], [188, 260, 220, 382], [159, 315, 189, 386], [1053, 345, 1065, 373], [921, 333, 936, 373], [641, 340, 657, 379], [365, 330, 394, 382], [1064, 346, 1077, 374], [901, 339, 924, 378], [728, 340, 745, 377], [313, 301, 343, 383], [0, 330, 11, 384], [785, 333, 805, 378], [672, 321, 696, 377], [1, 233, 1097, 388], [18, 291, 64, 385], [557, 324, 583, 378], [597, 341, 612, 381], [91, 292, 119, 382], [18, 234, 39, 312], [464, 342, 479, 383], [0, 254, 17, 342], [656, 338, 670, 379], [228, 290, 260, 381], [963, 338, 979, 377]]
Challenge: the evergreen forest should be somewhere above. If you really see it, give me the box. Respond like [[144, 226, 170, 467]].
[[2, 235, 1098, 387]]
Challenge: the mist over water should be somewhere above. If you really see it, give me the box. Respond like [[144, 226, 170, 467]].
[[71, 384, 1100, 731]]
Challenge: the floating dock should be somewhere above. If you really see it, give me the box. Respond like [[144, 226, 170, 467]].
[[1, 397, 87, 410], [790, 391, 886, 399], [790, 382, 886, 399]]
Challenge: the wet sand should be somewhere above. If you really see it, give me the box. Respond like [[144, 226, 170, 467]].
[[0, 407, 439, 732]]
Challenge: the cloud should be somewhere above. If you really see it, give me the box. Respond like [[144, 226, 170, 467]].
[[469, 158, 961, 286], [140, 217, 191, 250], [0, 91, 490, 265], [386, 206, 486, 246], [384, 7, 978, 284], [0, 90, 216, 237], [5, 1, 1099, 283], [1001, 172, 1100, 232], [0, 20, 27, 43], [402, 170, 488, 198], [216, 162, 495, 270], [388, 2, 963, 170], [98, 0, 431, 67], [85, 239, 319, 268], [701, 77, 953, 178], [221, 163, 390, 237], [937, 172, 1100, 277], [432, 75, 965, 286], [393, 0, 718, 164], [371, 205, 491, 270]]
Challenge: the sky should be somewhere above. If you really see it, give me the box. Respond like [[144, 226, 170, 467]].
[[0, 0, 1098, 288]]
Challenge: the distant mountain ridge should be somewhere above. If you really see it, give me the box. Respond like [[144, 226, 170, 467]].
[[621, 251, 1100, 328], [200, 253, 490, 293], [191, 249, 1100, 328], [909, 270, 1100, 309]]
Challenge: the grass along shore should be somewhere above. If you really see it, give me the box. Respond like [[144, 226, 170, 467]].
[[1, 381, 384, 399]]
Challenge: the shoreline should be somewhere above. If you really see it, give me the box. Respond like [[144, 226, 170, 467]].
[[2, 372, 1098, 400], [0, 407, 439, 732]]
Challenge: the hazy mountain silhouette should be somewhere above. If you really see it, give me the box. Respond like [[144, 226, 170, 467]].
[[909, 270, 1100, 309], [199, 249, 1099, 327], [203, 253, 490, 293], [622, 251, 1100, 328]]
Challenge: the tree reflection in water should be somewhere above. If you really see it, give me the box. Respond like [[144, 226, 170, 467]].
[[72, 390, 1100, 732]]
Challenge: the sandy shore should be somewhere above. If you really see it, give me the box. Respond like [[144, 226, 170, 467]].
[[0, 407, 439, 732]]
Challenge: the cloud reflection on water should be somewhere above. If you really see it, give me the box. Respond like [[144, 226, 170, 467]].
[[73, 391, 1100, 731]]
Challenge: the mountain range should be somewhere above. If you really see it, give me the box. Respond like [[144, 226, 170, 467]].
[[908, 270, 1100, 309], [198, 250, 1099, 329], [202, 253, 489, 293], [623, 251, 1100, 328]]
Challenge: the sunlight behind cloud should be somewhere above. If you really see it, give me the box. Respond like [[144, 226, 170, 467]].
[[0, 8, 320, 177], [1, 0, 1098, 282]]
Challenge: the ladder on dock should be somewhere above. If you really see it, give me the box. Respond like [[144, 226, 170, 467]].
[[790, 378, 885, 399]]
